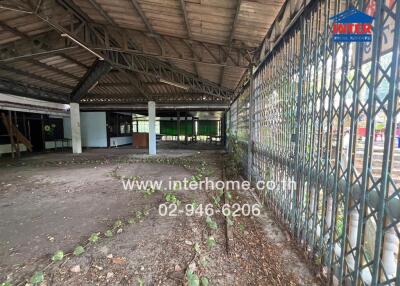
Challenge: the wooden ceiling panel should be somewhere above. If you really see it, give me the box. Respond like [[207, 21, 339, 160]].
[[0, 0, 286, 103]]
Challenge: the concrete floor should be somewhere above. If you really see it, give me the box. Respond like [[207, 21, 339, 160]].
[[0, 145, 319, 285]]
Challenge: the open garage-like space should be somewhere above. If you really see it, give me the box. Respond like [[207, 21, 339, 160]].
[[0, 0, 400, 285]]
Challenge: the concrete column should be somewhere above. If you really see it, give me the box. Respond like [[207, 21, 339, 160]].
[[148, 101, 156, 155], [70, 102, 82, 154]]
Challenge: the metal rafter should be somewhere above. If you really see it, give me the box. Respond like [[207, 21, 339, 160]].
[[0, 77, 69, 102], [87, 0, 117, 26], [0, 0, 235, 101], [70, 59, 112, 102], [219, 0, 242, 86], [27, 59, 80, 81], [178, 0, 199, 76], [0, 64, 74, 90], [0, 23, 250, 68], [128, 0, 163, 53], [0, 1, 234, 100]]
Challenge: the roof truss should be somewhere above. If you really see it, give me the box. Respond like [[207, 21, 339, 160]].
[[0, 0, 236, 101]]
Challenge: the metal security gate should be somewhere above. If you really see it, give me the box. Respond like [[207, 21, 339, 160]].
[[227, 0, 400, 284]]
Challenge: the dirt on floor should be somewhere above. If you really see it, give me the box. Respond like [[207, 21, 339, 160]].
[[0, 146, 320, 286]]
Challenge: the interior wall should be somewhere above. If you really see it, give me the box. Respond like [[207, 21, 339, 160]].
[[80, 112, 107, 148]]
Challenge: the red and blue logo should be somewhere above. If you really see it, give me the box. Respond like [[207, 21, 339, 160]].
[[330, 7, 374, 42]]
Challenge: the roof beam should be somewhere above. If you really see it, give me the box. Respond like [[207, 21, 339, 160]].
[[27, 59, 81, 81], [128, 0, 154, 34], [70, 59, 112, 102], [87, 0, 117, 26], [0, 77, 69, 103], [0, 2, 234, 100], [128, 0, 163, 53], [178, 0, 199, 76], [219, 0, 242, 86], [0, 64, 74, 90]]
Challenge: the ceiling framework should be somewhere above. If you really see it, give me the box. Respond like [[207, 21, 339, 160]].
[[0, 0, 285, 106]]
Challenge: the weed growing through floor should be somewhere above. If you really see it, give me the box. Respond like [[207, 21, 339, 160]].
[[206, 236, 216, 249], [73, 245, 85, 256], [51, 250, 64, 262], [186, 269, 200, 286], [89, 233, 100, 243], [12, 206, 154, 286], [206, 216, 218, 230], [30, 271, 44, 285], [165, 193, 181, 205], [104, 229, 113, 237]]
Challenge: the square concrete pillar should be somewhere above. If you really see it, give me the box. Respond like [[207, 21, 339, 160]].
[[70, 102, 82, 154], [148, 101, 156, 155]]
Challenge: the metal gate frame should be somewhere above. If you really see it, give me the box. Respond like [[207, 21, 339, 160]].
[[227, 0, 400, 284]]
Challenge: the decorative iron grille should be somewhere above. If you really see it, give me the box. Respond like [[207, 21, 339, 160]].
[[228, 0, 400, 284]]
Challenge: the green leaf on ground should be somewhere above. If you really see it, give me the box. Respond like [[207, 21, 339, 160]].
[[194, 242, 201, 254], [128, 218, 136, 224], [89, 233, 99, 243], [113, 220, 123, 229], [137, 277, 144, 286], [201, 277, 209, 286], [1, 282, 12, 286], [207, 236, 216, 248], [51, 250, 64, 261], [187, 270, 199, 286], [206, 216, 218, 230], [30, 271, 44, 284], [104, 229, 113, 237], [73, 245, 85, 256]]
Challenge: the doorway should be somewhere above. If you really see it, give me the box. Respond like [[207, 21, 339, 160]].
[[28, 119, 44, 152]]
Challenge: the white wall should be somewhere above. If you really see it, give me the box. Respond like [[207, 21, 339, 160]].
[[80, 112, 107, 147], [110, 136, 132, 147], [63, 117, 71, 139], [0, 144, 27, 155]]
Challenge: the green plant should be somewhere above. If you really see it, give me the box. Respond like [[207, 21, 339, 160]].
[[73, 245, 85, 256], [165, 193, 181, 205], [128, 217, 136, 224], [89, 233, 100, 243], [206, 216, 218, 230], [212, 195, 220, 206], [51, 250, 64, 261], [206, 236, 216, 248], [186, 269, 200, 286], [30, 272, 44, 285], [201, 277, 209, 286], [104, 230, 113, 238], [137, 277, 144, 286], [194, 242, 201, 254], [143, 187, 156, 197], [1, 282, 12, 286], [113, 220, 124, 229]]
